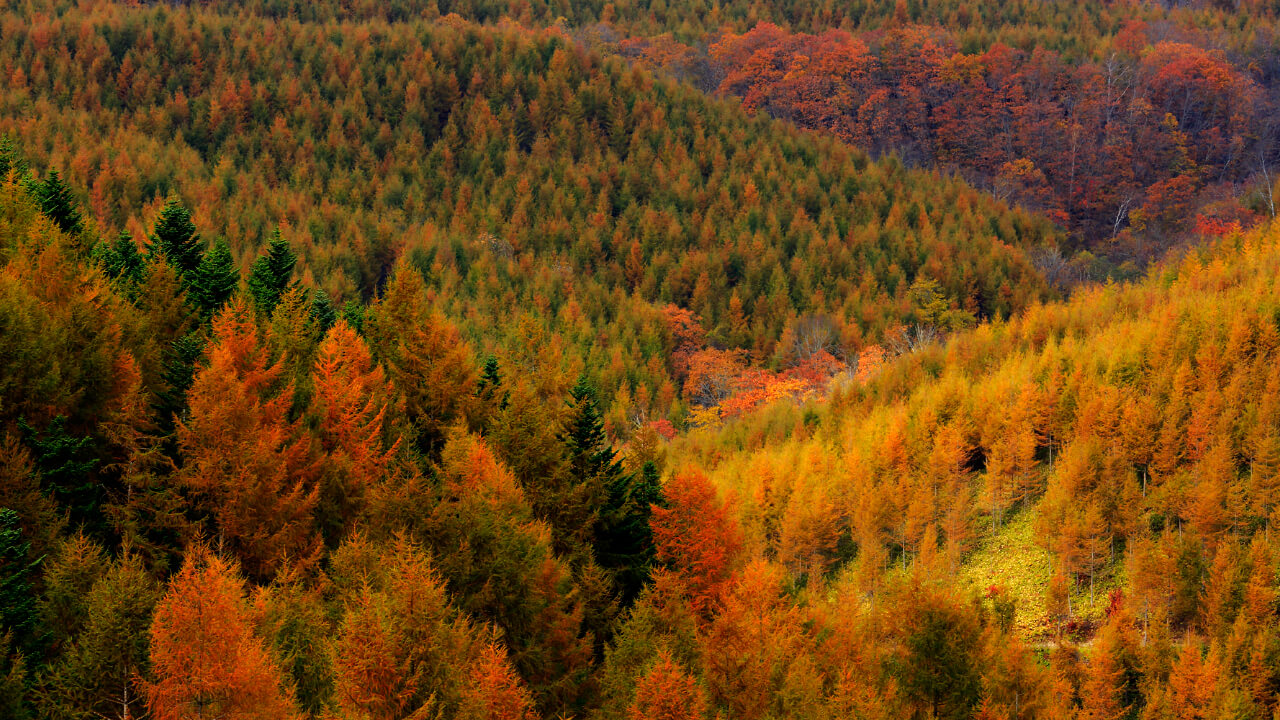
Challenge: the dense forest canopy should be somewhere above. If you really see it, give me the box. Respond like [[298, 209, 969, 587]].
[[1, 1, 1059, 425], [3, 1, 1280, 719]]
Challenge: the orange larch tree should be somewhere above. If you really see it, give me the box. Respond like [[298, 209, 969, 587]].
[[628, 651, 709, 720], [650, 468, 743, 616], [145, 548, 300, 720], [177, 298, 320, 579]]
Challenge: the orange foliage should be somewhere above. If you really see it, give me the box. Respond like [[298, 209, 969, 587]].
[[650, 468, 743, 615], [145, 548, 300, 720], [628, 651, 708, 720], [177, 298, 320, 579]]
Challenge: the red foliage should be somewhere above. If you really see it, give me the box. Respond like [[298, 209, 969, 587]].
[[650, 468, 743, 615], [146, 549, 299, 720]]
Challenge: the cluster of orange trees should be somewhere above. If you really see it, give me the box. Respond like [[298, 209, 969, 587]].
[[4, 0, 1280, 719]]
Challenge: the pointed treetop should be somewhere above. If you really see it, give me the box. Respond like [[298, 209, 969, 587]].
[[248, 228, 298, 317], [35, 169, 83, 236], [148, 198, 202, 276], [188, 239, 239, 320]]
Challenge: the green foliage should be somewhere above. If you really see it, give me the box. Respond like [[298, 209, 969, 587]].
[[147, 198, 202, 277], [155, 332, 206, 431], [597, 460, 664, 606], [17, 417, 100, 533], [891, 587, 983, 720], [36, 557, 157, 720], [308, 287, 336, 333], [0, 135, 24, 179], [247, 230, 297, 317], [0, 509, 43, 657], [187, 240, 239, 320], [93, 232, 147, 291], [32, 170, 82, 237]]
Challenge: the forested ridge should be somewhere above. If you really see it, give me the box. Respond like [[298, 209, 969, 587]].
[[3, 0, 1280, 719], [1, 2, 1058, 425]]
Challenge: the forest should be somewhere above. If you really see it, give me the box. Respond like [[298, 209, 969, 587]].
[[3, 0, 1280, 719]]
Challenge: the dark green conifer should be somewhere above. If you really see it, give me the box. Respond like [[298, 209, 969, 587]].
[[0, 135, 25, 179], [147, 198, 202, 276], [0, 509, 43, 655], [310, 288, 337, 332], [188, 240, 238, 320], [17, 417, 100, 533], [155, 332, 206, 432], [247, 228, 297, 316], [34, 170, 82, 236], [341, 300, 365, 333], [598, 460, 664, 605], [94, 231, 147, 291]]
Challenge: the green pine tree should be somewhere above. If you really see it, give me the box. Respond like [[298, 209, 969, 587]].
[[17, 418, 101, 534], [34, 169, 82, 236], [147, 198, 202, 277], [155, 332, 206, 433], [187, 240, 239, 320], [310, 287, 337, 332], [341, 300, 365, 333], [599, 460, 664, 606], [0, 135, 25, 179], [0, 509, 43, 657], [247, 228, 297, 316], [565, 376, 624, 485], [93, 231, 147, 291]]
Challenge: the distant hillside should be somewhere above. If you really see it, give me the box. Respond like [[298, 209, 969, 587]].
[[1, 3, 1056, 420]]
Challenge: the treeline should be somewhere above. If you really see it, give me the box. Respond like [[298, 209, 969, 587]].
[[622, 18, 1280, 266], [39, 0, 1275, 48], [0, 3, 1056, 423]]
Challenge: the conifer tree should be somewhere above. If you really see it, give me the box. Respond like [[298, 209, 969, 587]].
[[600, 460, 664, 606], [145, 549, 301, 720], [0, 135, 23, 179], [17, 416, 100, 533], [147, 198, 202, 277], [310, 287, 336, 332], [94, 231, 147, 291], [40, 556, 157, 720], [365, 259, 476, 456], [247, 229, 297, 316], [177, 299, 320, 579], [155, 332, 205, 432], [0, 509, 41, 656], [187, 239, 238, 320], [34, 170, 82, 236]]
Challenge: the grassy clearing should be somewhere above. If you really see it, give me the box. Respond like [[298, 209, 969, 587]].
[[959, 503, 1126, 641]]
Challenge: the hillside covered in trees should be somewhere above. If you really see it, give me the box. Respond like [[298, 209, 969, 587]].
[[4, 0, 1280, 719], [2, 1, 1060, 425]]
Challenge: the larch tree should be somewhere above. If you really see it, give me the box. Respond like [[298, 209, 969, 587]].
[[145, 549, 300, 720], [459, 641, 537, 720], [365, 258, 477, 456], [331, 537, 476, 720], [628, 651, 708, 720], [650, 468, 743, 617], [177, 298, 320, 579], [310, 320, 398, 545]]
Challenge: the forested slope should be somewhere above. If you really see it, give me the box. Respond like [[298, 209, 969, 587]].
[[662, 215, 1280, 718], [1, 3, 1058, 423]]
